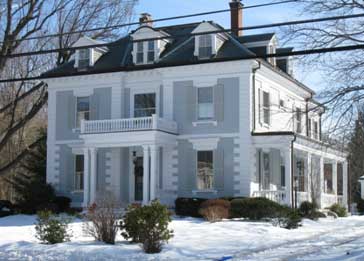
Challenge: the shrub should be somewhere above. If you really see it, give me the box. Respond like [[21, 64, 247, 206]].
[[175, 198, 207, 217], [299, 201, 317, 217], [0, 200, 14, 217], [275, 210, 302, 229], [84, 196, 121, 244], [357, 199, 364, 214], [35, 210, 71, 244], [36, 202, 59, 213], [120, 201, 173, 254], [199, 199, 230, 222], [329, 203, 347, 217], [54, 196, 71, 213], [230, 197, 286, 220]]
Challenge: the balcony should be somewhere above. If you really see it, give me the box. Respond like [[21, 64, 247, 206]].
[[80, 114, 178, 135]]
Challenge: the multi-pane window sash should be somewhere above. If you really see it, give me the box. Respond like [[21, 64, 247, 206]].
[[197, 87, 213, 120], [147, 41, 155, 63], [136, 42, 144, 64], [199, 35, 213, 59], [78, 49, 90, 69], [296, 107, 302, 133], [76, 97, 90, 128], [262, 91, 270, 125], [75, 155, 84, 191], [134, 93, 156, 117], [197, 151, 214, 190]]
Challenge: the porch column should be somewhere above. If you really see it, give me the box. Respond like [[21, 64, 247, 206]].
[[83, 148, 90, 207], [150, 145, 159, 201], [307, 153, 312, 202], [284, 148, 292, 207], [333, 161, 338, 197], [319, 156, 324, 208], [142, 145, 150, 205], [343, 161, 348, 209], [90, 147, 97, 204]]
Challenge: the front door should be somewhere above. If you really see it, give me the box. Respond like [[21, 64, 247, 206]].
[[134, 157, 143, 201]]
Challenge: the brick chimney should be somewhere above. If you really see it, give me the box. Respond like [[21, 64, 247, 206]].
[[229, 0, 243, 37], [139, 13, 153, 27]]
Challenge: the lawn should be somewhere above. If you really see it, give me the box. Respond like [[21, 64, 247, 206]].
[[0, 214, 364, 260]]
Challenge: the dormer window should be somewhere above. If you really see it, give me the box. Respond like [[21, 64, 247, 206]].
[[78, 49, 90, 69], [134, 40, 157, 64], [199, 35, 213, 59]]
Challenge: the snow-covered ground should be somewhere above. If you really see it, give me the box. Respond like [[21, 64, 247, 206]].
[[0, 214, 364, 261]]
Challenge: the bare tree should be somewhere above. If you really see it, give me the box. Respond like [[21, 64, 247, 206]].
[[278, 0, 364, 138], [0, 0, 138, 178]]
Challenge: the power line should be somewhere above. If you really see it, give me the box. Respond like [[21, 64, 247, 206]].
[[2, 12, 364, 59], [0, 0, 296, 45], [0, 43, 363, 83]]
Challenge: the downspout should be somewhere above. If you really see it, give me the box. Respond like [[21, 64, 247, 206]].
[[291, 133, 297, 208], [252, 61, 261, 133], [305, 99, 309, 137]]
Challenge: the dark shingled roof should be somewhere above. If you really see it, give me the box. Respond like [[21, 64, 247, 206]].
[[238, 33, 275, 44], [42, 22, 273, 77]]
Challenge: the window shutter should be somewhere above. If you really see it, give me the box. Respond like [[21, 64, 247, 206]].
[[258, 89, 263, 125], [184, 143, 196, 191], [90, 94, 98, 120], [214, 84, 224, 122], [188, 85, 197, 122], [124, 88, 130, 118], [159, 84, 164, 117], [68, 94, 76, 129], [214, 147, 224, 191]]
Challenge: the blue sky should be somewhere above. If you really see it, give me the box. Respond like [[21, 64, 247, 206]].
[[134, 0, 322, 91]]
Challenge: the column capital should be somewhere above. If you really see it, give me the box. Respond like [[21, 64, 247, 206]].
[[149, 144, 160, 151], [89, 147, 98, 153]]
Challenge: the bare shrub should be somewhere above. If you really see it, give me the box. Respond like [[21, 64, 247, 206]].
[[199, 199, 231, 222], [84, 195, 121, 244]]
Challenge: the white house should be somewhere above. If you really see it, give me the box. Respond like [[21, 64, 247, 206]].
[[44, 0, 348, 209]]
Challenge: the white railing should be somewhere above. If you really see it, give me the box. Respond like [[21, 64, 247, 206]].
[[81, 114, 177, 134], [252, 190, 287, 205], [321, 193, 338, 208]]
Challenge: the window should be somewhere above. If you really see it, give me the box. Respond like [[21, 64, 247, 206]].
[[308, 119, 312, 137], [147, 41, 155, 63], [279, 99, 285, 108], [296, 107, 302, 133], [78, 49, 90, 69], [197, 151, 214, 190], [136, 42, 144, 64], [75, 155, 84, 191], [280, 155, 285, 188], [261, 152, 270, 190], [295, 159, 305, 192], [76, 97, 90, 128], [262, 91, 270, 125], [197, 87, 213, 120], [199, 35, 213, 59], [134, 93, 156, 117], [313, 121, 318, 139]]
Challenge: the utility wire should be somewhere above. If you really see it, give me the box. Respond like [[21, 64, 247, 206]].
[[1, 43, 364, 83], [1, 12, 364, 59], [0, 0, 296, 45]]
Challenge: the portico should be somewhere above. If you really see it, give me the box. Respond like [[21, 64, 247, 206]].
[[79, 114, 178, 207]]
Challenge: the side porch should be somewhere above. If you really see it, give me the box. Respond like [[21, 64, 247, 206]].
[[251, 133, 348, 209]]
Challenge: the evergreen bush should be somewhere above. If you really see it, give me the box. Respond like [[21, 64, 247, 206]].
[[35, 210, 72, 244], [175, 197, 207, 217], [230, 197, 287, 220], [120, 201, 174, 253], [275, 210, 302, 229], [329, 203, 347, 217]]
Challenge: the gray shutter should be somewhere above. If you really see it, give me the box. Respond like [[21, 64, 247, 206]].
[[159, 85, 164, 117], [183, 142, 196, 191], [187, 85, 197, 122], [68, 94, 76, 129], [66, 149, 75, 193], [124, 88, 130, 118], [214, 146, 224, 191], [90, 94, 98, 120], [214, 84, 224, 122]]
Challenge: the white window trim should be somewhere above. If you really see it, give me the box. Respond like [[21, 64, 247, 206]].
[[189, 137, 219, 151], [133, 40, 159, 65], [73, 154, 84, 192], [75, 48, 93, 68], [195, 150, 215, 191], [130, 86, 160, 118], [259, 89, 271, 127], [194, 34, 217, 58], [75, 96, 90, 131], [196, 85, 215, 122]]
